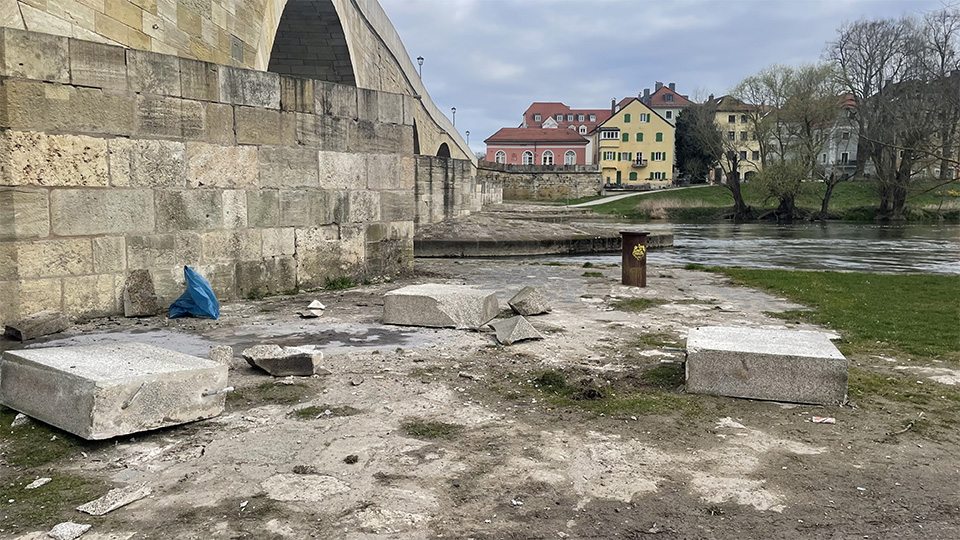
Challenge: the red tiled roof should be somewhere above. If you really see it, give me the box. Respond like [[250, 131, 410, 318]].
[[645, 86, 694, 108], [484, 127, 590, 144], [523, 103, 612, 128]]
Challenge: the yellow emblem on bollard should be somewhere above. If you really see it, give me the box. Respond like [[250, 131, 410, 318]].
[[632, 244, 646, 261]]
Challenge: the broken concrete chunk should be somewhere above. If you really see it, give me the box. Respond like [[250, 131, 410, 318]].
[[508, 287, 552, 316], [0, 343, 228, 440], [308, 300, 326, 310], [491, 316, 544, 346], [208, 345, 234, 366], [4, 311, 70, 341], [122, 270, 159, 317], [26, 477, 52, 489], [77, 484, 151, 516], [383, 284, 498, 329], [298, 310, 323, 319], [242, 345, 323, 377], [685, 326, 848, 405], [47, 522, 91, 540], [11, 412, 32, 428]]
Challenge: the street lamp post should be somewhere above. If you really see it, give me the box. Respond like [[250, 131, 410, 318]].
[[417, 56, 423, 78], [465, 131, 470, 145], [451, 107, 456, 127]]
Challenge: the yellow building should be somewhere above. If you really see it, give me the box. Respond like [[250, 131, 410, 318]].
[[594, 98, 675, 188], [709, 95, 763, 181]]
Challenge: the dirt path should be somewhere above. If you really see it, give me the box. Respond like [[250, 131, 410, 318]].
[[4, 259, 959, 539]]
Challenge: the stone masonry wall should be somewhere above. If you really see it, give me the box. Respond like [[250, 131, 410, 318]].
[[0, 28, 415, 326], [413, 156, 501, 229], [478, 162, 602, 201]]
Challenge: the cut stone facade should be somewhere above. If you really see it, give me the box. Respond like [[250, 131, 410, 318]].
[[414, 156, 501, 228], [477, 162, 601, 201], [0, 28, 417, 325]]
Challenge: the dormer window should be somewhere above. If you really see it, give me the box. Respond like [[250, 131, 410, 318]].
[[589, 114, 596, 122], [534, 114, 541, 122], [665, 94, 674, 103], [556, 114, 563, 122]]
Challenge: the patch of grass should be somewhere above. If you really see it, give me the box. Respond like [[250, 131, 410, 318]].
[[715, 269, 960, 360], [246, 289, 267, 301], [288, 405, 361, 420], [0, 407, 93, 468], [226, 382, 312, 409], [610, 298, 668, 312], [546, 262, 565, 267], [658, 273, 674, 278], [582, 271, 605, 278], [0, 473, 106, 532], [324, 276, 358, 290], [400, 419, 463, 440], [684, 263, 708, 271], [636, 333, 682, 348], [641, 364, 685, 388]]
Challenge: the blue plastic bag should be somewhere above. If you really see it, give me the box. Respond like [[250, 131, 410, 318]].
[[169, 266, 220, 319]]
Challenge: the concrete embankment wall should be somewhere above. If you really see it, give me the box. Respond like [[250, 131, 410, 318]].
[[414, 157, 501, 228], [478, 161, 602, 201], [0, 28, 417, 325]]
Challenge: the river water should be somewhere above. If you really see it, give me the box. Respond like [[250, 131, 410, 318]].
[[560, 222, 960, 275]]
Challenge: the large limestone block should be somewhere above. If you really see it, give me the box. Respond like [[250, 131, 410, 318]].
[[242, 344, 321, 377], [508, 287, 551, 316], [50, 189, 154, 235], [383, 284, 498, 330], [0, 343, 228, 440], [185, 143, 258, 189], [0, 188, 49, 240], [69, 40, 127, 90], [0, 28, 69, 83], [218, 65, 280, 109], [685, 326, 848, 405], [3, 131, 109, 187], [109, 138, 187, 188]]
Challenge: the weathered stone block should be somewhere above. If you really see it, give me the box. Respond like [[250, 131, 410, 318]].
[[357, 88, 378, 123], [279, 190, 329, 227], [222, 189, 247, 229], [348, 190, 380, 222], [246, 190, 279, 228], [379, 190, 414, 221], [685, 326, 848, 405], [200, 229, 261, 263], [259, 146, 318, 188], [235, 107, 295, 146], [108, 138, 186, 188], [92, 236, 126, 274], [12, 279, 63, 320], [491, 316, 543, 345], [4, 310, 69, 341], [280, 75, 314, 113], [17, 238, 93, 278], [235, 256, 296, 298], [127, 49, 181, 96], [0, 80, 135, 135], [69, 39, 127, 90], [261, 228, 296, 257], [218, 65, 279, 109], [186, 142, 258, 189], [293, 114, 349, 152], [398, 156, 415, 190], [372, 122, 414, 154], [366, 154, 401, 190], [61, 273, 118, 316], [3, 131, 108, 187], [378, 92, 404, 125], [0, 1, 25, 31], [50, 189, 154, 236], [1, 28, 69, 83], [202, 101, 235, 144], [0, 343, 228, 440], [346, 120, 375, 153], [401, 94, 416, 126], [179, 57, 219, 102], [126, 234, 175, 269], [136, 95, 187, 138], [508, 287, 551, 316], [294, 225, 363, 288], [156, 190, 222, 232], [123, 269, 158, 317], [242, 344, 320, 377], [316, 81, 356, 119], [383, 284, 499, 329], [0, 188, 49, 240], [318, 150, 365, 190]]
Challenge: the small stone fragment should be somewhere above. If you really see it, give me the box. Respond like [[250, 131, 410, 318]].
[[508, 287, 552, 316], [77, 484, 151, 516], [209, 346, 234, 365], [308, 300, 326, 310], [26, 477, 52, 489], [298, 310, 323, 318], [491, 316, 543, 346], [122, 270, 159, 317], [4, 311, 70, 341], [242, 345, 323, 377], [47, 521, 91, 540], [11, 413, 33, 428], [344, 454, 359, 464]]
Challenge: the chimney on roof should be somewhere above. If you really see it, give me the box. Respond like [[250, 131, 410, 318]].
[[708, 93, 715, 103], [612, 98, 617, 114], [669, 82, 676, 92], [655, 81, 663, 91], [643, 88, 650, 102]]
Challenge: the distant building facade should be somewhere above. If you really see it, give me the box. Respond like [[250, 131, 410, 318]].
[[639, 82, 694, 126], [708, 94, 764, 181], [484, 128, 591, 166], [594, 98, 675, 187]]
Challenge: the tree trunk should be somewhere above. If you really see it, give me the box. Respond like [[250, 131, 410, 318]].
[[820, 175, 838, 220]]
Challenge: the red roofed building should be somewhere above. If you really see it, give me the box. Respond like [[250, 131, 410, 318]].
[[521, 103, 612, 135], [639, 82, 694, 126], [484, 127, 591, 166]]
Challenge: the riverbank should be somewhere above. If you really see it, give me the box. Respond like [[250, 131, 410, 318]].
[[2, 259, 958, 539], [585, 180, 960, 221]]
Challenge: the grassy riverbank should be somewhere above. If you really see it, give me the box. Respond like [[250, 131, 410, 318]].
[[698, 266, 960, 363], [589, 180, 960, 221]]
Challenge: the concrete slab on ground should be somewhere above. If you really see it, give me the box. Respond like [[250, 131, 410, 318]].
[[383, 284, 498, 329], [0, 343, 228, 440], [685, 326, 848, 405]]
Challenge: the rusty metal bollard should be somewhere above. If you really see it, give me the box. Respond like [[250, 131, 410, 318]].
[[620, 231, 650, 287]]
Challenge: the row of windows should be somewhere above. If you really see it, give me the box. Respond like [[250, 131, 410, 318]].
[[603, 151, 667, 162], [615, 171, 668, 181], [622, 113, 650, 123], [533, 113, 597, 123], [620, 132, 664, 142], [733, 151, 761, 161], [496, 150, 578, 165], [728, 114, 748, 124], [727, 131, 759, 141]]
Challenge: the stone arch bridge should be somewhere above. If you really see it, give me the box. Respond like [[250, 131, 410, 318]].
[[0, 0, 498, 324]]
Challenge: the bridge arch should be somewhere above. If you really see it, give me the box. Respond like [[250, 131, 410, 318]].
[[264, 0, 357, 85], [437, 143, 451, 158]]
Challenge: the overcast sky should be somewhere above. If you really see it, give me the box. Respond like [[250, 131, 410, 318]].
[[378, 0, 947, 155]]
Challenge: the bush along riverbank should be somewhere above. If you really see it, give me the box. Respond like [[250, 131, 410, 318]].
[[589, 180, 960, 222]]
